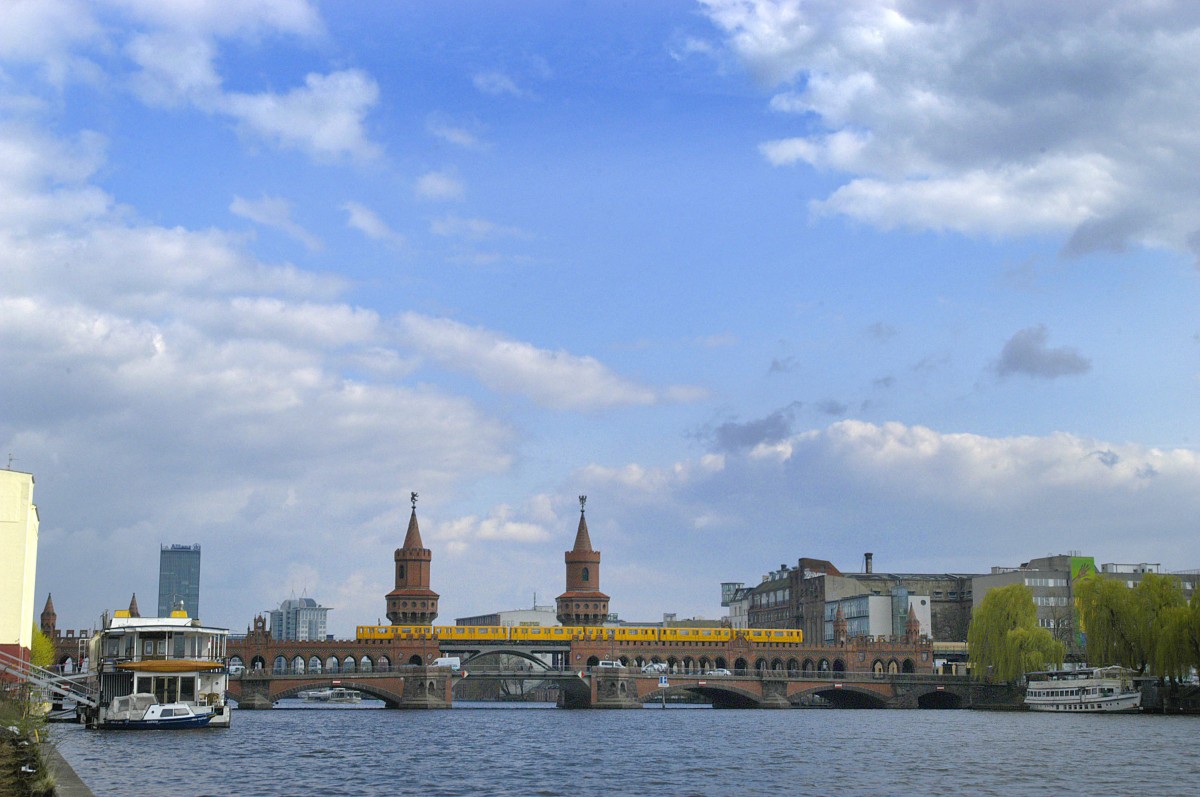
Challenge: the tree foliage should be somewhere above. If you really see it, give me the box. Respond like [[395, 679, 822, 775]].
[[29, 627, 55, 670], [1076, 572, 1185, 675], [968, 583, 1064, 681]]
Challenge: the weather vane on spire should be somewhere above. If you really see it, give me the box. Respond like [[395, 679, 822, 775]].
[[579, 494, 587, 513], [411, 491, 419, 510]]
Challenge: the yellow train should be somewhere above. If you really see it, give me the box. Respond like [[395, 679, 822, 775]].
[[355, 624, 803, 645]]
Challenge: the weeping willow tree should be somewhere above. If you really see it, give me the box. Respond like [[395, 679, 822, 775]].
[[1075, 572, 1185, 675], [968, 584, 1064, 681], [1160, 590, 1200, 682]]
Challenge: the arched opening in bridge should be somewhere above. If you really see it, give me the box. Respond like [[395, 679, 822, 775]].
[[918, 690, 962, 709], [378, 655, 390, 670], [250, 655, 265, 672], [291, 655, 305, 674], [754, 658, 767, 673], [715, 657, 727, 670], [771, 658, 784, 672], [734, 658, 748, 674], [308, 656, 322, 673], [587, 656, 600, 667], [360, 656, 373, 673], [812, 688, 888, 709], [872, 659, 884, 676], [408, 655, 423, 666], [342, 656, 356, 673], [787, 658, 799, 675], [229, 655, 245, 672], [273, 656, 287, 674], [802, 659, 814, 674], [902, 659, 916, 673], [326, 656, 340, 673], [887, 659, 899, 674], [832, 659, 845, 673], [818, 658, 830, 672]]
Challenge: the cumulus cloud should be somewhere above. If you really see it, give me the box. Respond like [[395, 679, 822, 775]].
[[430, 214, 529, 240], [426, 114, 486, 150], [230, 195, 322, 250], [473, 71, 531, 98], [415, 170, 466, 202], [342, 201, 405, 246], [399, 314, 698, 411], [111, 2, 380, 160], [710, 404, 800, 452], [702, 0, 1200, 255], [578, 420, 1200, 602], [995, 325, 1091, 379]]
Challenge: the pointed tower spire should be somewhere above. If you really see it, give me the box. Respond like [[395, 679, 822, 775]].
[[905, 603, 921, 640], [385, 491, 439, 625], [40, 593, 57, 637], [128, 593, 141, 618], [556, 495, 610, 626], [570, 495, 594, 552], [833, 603, 848, 645]]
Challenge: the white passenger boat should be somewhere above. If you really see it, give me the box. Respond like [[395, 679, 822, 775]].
[[302, 687, 362, 703], [1025, 666, 1142, 713], [82, 608, 232, 729]]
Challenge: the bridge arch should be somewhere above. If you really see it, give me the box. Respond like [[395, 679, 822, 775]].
[[734, 657, 748, 673], [291, 655, 305, 674], [273, 655, 287, 674], [342, 655, 356, 673], [797, 685, 888, 709], [458, 649, 556, 671], [902, 659, 916, 673], [916, 689, 963, 709], [326, 656, 340, 673], [407, 654, 423, 666], [832, 659, 846, 673], [308, 656, 322, 673]]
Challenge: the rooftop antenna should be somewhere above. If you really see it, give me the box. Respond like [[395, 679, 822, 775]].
[[5, 453, 14, 470]]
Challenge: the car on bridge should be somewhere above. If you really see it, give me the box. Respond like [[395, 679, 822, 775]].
[[641, 662, 668, 674], [704, 668, 732, 676]]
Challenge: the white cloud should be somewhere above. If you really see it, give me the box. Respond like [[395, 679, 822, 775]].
[[342, 201, 405, 247], [430, 214, 529, 240], [400, 314, 676, 410], [230, 195, 322, 251], [222, 70, 382, 161], [703, 0, 1200, 254], [426, 115, 486, 150], [473, 71, 530, 98], [415, 171, 465, 202]]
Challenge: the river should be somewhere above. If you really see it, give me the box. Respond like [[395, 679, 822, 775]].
[[53, 701, 1200, 796]]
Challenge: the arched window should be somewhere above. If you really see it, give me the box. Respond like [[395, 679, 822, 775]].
[[581, 567, 590, 582], [398, 564, 406, 580]]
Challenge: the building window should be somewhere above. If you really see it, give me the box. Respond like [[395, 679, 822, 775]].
[[582, 567, 590, 583]]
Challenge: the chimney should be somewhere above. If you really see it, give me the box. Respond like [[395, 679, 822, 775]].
[[864, 552, 873, 574]]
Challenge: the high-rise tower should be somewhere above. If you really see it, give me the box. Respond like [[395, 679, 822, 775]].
[[157, 544, 201, 617], [556, 496, 610, 626], [385, 492, 439, 625]]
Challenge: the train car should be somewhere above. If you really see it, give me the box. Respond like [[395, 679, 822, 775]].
[[660, 627, 734, 644], [613, 627, 660, 643], [741, 628, 803, 645], [433, 625, 509, 643], [508, 626, 577, 643], [355, 625, 437, 641]]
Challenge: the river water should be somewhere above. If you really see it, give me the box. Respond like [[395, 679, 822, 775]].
[[53, 701, 1200, 797]]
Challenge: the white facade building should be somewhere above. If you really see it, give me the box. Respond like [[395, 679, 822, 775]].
[[0, 470, 39, 663], [269, 597, 331, 641]]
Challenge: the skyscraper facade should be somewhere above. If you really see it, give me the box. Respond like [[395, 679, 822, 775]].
[[157, 544, 201, 618], [269, 597, 332, 641]]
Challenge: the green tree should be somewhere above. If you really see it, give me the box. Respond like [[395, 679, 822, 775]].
[[1160, 588, 1200, 681], [29, 626, 55, 670], [968, 583, 1064, 681], [1076, 572, 1186, 675]]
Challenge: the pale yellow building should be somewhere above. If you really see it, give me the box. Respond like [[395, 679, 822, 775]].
[[0, 470, 39, 664]]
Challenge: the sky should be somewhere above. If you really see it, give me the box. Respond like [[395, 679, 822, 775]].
[[3, 0, 1200, 637]]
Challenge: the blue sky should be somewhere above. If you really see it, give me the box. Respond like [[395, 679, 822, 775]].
[[3, 0, 1199, 636]]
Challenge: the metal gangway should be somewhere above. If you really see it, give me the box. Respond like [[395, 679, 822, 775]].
[[0, 648, 99, 708]]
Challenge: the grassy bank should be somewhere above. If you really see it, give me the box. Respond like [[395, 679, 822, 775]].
[[0, 687, 57, 797]]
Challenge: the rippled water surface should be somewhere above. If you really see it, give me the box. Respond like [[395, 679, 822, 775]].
[[54, 702, 1200, 796]]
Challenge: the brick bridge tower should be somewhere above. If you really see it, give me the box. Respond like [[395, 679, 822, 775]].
[[556, 495, 610, 626], [40, 593, 56, 637], [386, 492, 439, 625]]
